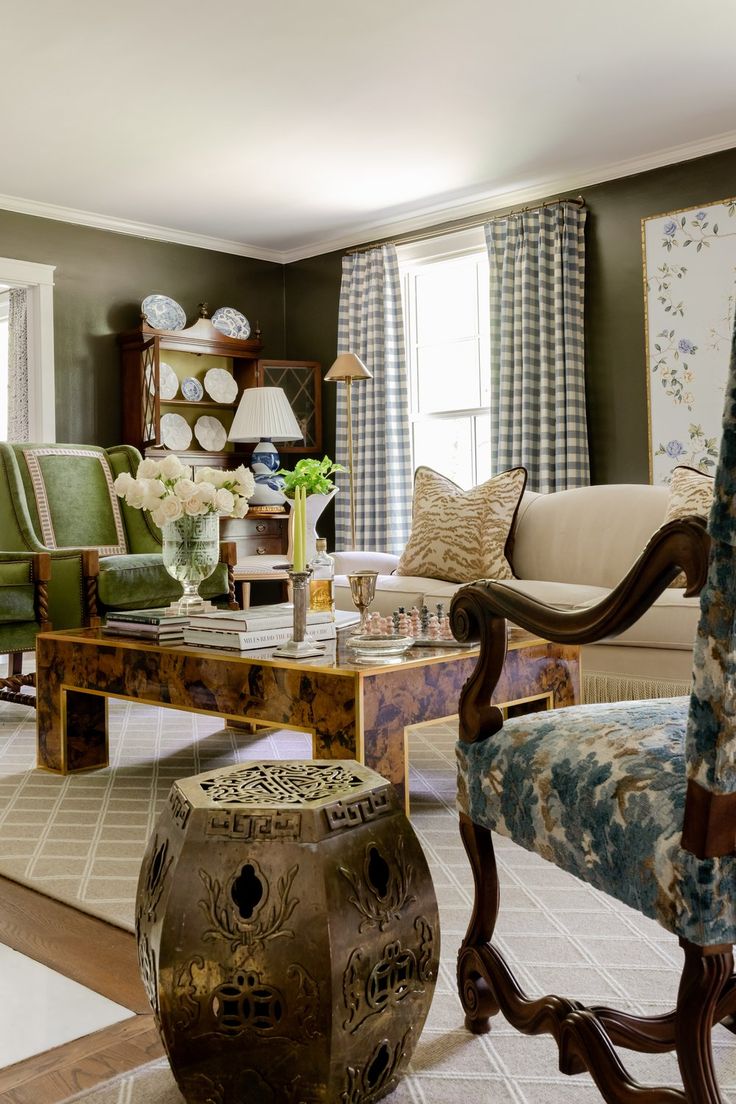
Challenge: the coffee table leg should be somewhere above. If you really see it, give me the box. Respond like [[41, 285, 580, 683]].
[[37, 682, 108, 774]]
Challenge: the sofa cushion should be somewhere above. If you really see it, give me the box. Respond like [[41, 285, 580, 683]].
[[0, 559, 35, 624], [98, 554, 228, 611], [397, 466, 526, 584], [512, 485, 669, 588], [663, 465, 714, 587]]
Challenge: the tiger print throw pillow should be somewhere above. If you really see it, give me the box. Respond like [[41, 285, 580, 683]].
[[396, 466, 527, 584], [663, 465, 714, 587]]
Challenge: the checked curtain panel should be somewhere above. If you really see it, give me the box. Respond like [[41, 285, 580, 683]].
[[485, 202, 590, 492], [335, 244, 412, 553]]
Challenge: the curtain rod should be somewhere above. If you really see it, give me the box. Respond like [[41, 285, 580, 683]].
[[346, 195, 585, 254]]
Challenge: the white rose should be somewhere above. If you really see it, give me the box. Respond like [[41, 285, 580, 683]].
[[113, 472, 134, 497], [159, 455, 187, 481], [193, 482, 216, 505], [136, 458, 160, 480], [231, 465, 255, 498], [125, 482, 146, 509], [232, 495, 248, 518], [173, 478, 198, 500], [214, 488, 235, 514], [152, 496, 184, 526], [184, 491, 209, 516], [195, 466, 219, 485]]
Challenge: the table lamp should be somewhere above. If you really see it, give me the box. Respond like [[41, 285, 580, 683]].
[[324, 353, 373, 549], [228, 386, 303, 508]]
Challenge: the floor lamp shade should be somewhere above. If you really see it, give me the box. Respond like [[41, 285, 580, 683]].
[[325, 354, 373, 549], [228, 387, 303, 506]]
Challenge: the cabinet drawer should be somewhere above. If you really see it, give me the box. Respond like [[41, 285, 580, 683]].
[[221, 516, 287, 538], [231, 535, 285, 558]]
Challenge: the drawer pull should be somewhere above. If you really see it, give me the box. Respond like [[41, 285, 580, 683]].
[[256, 523, 267, 533], [257, 546, 267, 555]]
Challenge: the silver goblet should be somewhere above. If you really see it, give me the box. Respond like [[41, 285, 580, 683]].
[[347, 571, 378, 634]]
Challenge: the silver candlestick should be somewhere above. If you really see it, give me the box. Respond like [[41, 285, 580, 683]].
[[272, 569, 327, 658]]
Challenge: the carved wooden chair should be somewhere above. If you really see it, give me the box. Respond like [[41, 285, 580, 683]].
[[449, 361, 736, 1097]]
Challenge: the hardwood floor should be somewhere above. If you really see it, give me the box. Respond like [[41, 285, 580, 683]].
[[0, 874, 161, 1104]]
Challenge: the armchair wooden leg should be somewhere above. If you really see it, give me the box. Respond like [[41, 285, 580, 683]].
[[9, 652, 22, 676], [675, 940, 732, 1103]]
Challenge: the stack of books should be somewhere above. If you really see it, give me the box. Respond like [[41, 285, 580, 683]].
[[183, 604, 359, 651], [103, 608, 188, 642]]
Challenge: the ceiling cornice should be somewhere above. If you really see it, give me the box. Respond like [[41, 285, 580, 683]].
[[280, 127, 736, 263], [1, 128, 735, 266], [0, 192, 285, 264]]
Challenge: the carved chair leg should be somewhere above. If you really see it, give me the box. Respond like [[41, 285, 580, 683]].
[[9, 652, 22, 676], [675, 939, 732, 1104], [457, 814, 501, 1034]]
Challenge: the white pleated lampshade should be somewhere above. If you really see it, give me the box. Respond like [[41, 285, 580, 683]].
[[228, 386, 303, 443]]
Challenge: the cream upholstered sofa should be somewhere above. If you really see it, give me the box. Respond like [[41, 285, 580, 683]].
[[333, 483, 703, 703]]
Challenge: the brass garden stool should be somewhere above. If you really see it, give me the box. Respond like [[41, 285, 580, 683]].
[[136, 759, 439, 1104]]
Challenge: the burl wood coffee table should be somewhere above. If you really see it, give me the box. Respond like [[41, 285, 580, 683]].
[[36, 626, 580, 812]]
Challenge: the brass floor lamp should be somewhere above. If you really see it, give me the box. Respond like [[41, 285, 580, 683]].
[[324, 353, 373, 549]]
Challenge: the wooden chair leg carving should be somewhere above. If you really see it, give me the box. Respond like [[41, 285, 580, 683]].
[[457, 812, 736, 1102]]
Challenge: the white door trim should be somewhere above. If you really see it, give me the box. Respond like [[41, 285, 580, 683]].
[[0, 256, 56, 441]]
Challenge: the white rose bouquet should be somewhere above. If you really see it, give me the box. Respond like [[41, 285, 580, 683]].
[[113, 455, 255, 528]]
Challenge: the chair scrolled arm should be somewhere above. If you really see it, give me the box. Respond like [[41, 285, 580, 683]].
[[450, 516, 709, 746]]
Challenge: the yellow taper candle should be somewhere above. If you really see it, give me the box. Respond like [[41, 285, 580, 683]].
[[293, 486, 305, 572]]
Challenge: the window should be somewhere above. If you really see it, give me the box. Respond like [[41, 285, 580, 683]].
[[0, 258, 56, 442], [399, 228, 490, 489]]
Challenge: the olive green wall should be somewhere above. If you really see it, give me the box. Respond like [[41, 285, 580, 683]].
[[283, 146, 736, 486], [0, 209, 285, 445]]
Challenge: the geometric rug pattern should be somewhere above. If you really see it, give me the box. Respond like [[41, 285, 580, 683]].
[[1, 700, 736, 1102]]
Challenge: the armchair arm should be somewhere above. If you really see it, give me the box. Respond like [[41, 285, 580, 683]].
[[450, 517, 709, 745], [0, 551, 51, 631]]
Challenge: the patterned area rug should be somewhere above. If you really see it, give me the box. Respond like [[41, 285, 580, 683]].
[[1, 699, 736, 1102]]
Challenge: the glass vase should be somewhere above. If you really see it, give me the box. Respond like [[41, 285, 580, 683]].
[[161, 513, 220, 615]]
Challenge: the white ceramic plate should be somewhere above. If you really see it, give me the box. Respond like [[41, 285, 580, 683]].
[[181, 376, 204, 402], [203, 367, 238, 404], [141, 294, 187, 331], [148, 361, 179, 400], [194, 415, 227, 452], [212, 306, 251, 340], [160, 413, 192, 450]]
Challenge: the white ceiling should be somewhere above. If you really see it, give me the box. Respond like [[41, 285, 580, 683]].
[[2, 0, 736, 263]]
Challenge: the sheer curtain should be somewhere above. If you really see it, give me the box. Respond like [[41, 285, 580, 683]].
[[7, 287, 29, 442], [485, 201, 590, 492], [334, 244, 412, 552]]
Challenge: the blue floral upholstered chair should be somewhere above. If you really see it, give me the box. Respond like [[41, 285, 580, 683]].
[[449, 343, 736, 1099]]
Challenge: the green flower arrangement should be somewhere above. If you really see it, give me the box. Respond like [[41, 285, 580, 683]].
[[278, 456, 346, 498]]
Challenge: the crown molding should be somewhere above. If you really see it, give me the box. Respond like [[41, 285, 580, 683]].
[[280, 128, 736, 262], [0, 192, 285, 264], [2, 128, 736, 266]]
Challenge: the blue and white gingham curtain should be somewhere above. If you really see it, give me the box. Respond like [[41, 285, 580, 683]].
[[484, 202, 590, 492], [334, 244, 412, 552]]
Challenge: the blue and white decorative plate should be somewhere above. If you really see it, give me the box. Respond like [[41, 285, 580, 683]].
[[142, 294, 187, 332], [181, 376, 204, 402], [211, 306, 251, 340]]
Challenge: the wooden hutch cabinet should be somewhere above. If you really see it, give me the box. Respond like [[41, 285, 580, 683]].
[[118, 324, 323, 468], [118, 314, 264, 469]]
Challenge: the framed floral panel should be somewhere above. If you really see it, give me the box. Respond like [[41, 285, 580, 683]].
[[643, 197, 736, 483]]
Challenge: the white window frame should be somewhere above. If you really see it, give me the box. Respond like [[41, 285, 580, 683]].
[[398, 227, 489, 487], [0, 256, 56, 441]]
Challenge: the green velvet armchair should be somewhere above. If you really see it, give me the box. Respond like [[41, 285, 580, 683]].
[[0, 550, 51, 705], [0, 443, 237, 636]]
